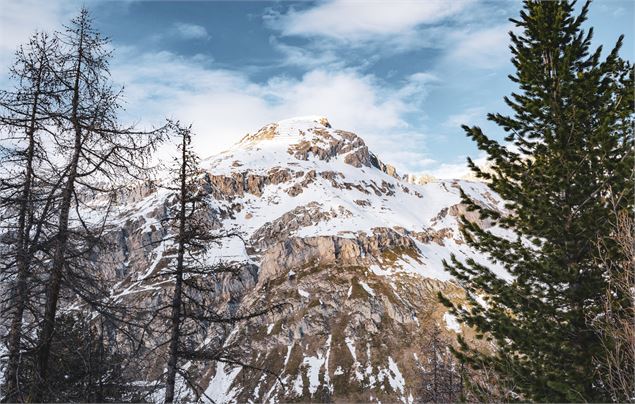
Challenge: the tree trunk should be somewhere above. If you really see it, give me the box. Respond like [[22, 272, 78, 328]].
[[34, 28, 84, 401], [164, 132, 188, 403], [3, 68, 42, 403]]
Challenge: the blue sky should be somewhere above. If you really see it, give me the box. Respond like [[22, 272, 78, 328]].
[[1, 0, 633, 177]]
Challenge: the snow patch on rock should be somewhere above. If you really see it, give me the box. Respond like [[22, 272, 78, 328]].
[[443, 312, 462, 333]]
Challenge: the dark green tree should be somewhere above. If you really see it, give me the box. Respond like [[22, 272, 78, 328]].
[[438, 0, 633, 402], [16, 313, 144, 403]]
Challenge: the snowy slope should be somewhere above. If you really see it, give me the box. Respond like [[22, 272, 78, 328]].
[[194, 116, 508, 280]]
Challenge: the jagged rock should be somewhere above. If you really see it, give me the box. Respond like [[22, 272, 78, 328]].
[[318, 117, 331, 128], [258, 228, 418, 286], [251, 202, 351, 250], [240, 123, 278, 143], [432, 203, 494, 229], [404, 173, 436, 185], [286, 169, 317, 196]]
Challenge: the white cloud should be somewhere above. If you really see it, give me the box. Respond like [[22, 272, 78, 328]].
[[446, 24, 513, 69], [268, 0, 474, 41], [397, 72, 438, 101], [265, 1, 515, 73], [0, 1, 68, 52], [268, 36, 341, 69], [427, 161, 470, 179], [426, 154, 487, 179], [172, 22, 210, 40], [443, 106, 486, 128], [111, 50, 433, 173], [0, 0, 77, 76]]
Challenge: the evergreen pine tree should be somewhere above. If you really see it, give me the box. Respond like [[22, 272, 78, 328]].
[[438, 1, 633, 401]]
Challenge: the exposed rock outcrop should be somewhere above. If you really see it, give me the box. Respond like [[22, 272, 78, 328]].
[[257, 228, 418, 286]]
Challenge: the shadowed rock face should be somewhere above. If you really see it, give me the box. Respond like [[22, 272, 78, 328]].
[[82, 117, 503, 402]]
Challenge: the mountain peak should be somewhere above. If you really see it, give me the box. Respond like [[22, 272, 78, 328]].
[[214, 116, 402, 180], [238, 115, 332, 145], [277, 115, 331, 128]]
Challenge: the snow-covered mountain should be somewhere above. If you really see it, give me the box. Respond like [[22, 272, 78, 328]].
[[98, 116, 506, 402]]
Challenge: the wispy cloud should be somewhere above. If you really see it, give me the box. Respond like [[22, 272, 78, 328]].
[[446, 24, 514, 69], [171, 22, 210, 40], [398, 72, 439, 102], [264, 0, 514, 75], [0, 0, 77, 78], [268, 36, 341, 69], [426, 153, 488, 179], [267, 0, 474, 41], [443, 106, 487, 129]]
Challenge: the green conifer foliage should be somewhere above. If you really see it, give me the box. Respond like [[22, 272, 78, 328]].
[[439, 1, 633, 401]]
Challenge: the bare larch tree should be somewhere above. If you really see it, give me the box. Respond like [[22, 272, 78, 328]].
[[0, 32, 62, 403], [30, 9, 165, 400], [160, 122, 282, 403]]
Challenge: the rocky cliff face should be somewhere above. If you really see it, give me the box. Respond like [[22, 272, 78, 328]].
[[93, 116, 507, 402]]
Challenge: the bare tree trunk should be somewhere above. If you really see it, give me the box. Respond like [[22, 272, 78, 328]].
[[164, 131, 188, 403], [34, 26, 84, 399], [432, 330, 438, 402], [3, 78, 40, 404], [593, 209, 635, 402], [1, 33, 58, 402]]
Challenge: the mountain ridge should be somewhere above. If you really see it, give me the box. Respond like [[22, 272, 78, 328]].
[[88, 116, 506, 402]]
